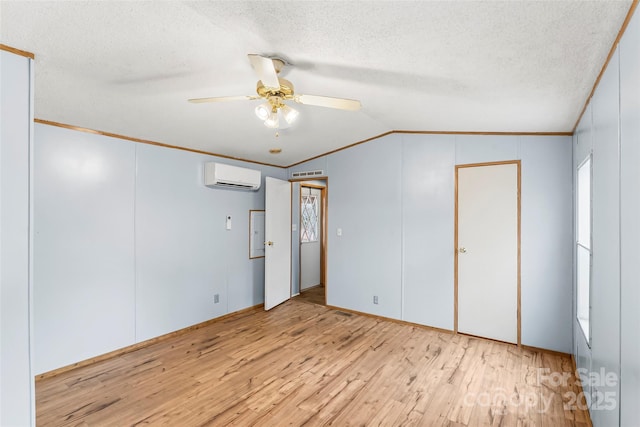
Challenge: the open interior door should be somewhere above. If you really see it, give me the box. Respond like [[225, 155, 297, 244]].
[[264, 177, 292, 310]]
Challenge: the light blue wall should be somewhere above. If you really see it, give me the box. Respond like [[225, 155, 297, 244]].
[[572, 9, 640, 424], [327, 134, 404, 319], [573, 102, 593, 409], [33, 124, 286, 374], [619, 7, 640, 425], [292, 132, 573, 352], [455, 134, 520, 164], [520, 136, 573, 352], [135, 144, 274, 340], [401, 134, 455, 330], [289, 157, 328, 176], [590, 46, 620, 427], [0, 50, 34, 427], [34, 125, 137, 375]]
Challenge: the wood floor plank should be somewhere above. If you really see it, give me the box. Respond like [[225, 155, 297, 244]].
[[36, 299, 591, 426], [295, 285, 325, 306]]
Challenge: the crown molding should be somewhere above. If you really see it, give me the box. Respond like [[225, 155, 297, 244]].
[[0, 44, 35, 59], [34, 119, 285, 169]]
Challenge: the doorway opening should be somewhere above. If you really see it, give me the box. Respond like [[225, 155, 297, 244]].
[[292, 179, 327, 306]]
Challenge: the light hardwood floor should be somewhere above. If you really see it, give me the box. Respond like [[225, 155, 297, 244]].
[[296, 284, 326, 306], [36, 300, 591, 426]]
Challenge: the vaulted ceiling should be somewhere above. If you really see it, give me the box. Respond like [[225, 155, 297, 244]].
[[0, 1, 633, 166]]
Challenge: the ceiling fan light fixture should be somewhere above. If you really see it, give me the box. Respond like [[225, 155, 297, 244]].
[[191, 55, 361, 130], [280, 104, 299, 125], [254, 102, 271, 121], [264, 109, 279, 128]]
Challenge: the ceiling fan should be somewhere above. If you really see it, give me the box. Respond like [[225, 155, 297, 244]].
[[188, 54, 362, 129]]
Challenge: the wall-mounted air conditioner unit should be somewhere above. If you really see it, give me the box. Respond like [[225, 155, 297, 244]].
[[204, 162, 261, 191]]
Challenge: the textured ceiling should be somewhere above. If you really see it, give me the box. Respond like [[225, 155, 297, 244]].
[[0, 1, 632, 166]]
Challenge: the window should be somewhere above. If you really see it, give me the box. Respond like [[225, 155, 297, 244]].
[[577, 157, 591, 343], [301, 193, 319, 243]]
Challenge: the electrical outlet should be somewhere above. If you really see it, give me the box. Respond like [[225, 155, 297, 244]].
[[214, 294, 220, 304], [373, 295, 378, 304]]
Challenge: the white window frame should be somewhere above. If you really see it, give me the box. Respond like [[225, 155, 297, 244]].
[[576, 155, 592, 345]]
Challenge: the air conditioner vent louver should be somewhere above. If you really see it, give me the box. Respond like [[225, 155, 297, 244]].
[[214, 182, 255, 189], [204, 162, 261, 191], [291, 170, 324, 178]]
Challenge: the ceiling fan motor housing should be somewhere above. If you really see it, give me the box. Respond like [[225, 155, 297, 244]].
[[256, 78, 295, 100]]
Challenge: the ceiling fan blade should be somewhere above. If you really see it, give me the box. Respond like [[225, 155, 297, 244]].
[[295, 94, 361, 111], [248, 54, 280, 90], [188, 95, 259, 104]]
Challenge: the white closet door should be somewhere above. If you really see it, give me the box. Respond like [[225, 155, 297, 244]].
[[264, 177, 292, 310], [457, 163, 519, 344]]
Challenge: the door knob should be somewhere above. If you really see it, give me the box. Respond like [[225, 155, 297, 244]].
[[265, 241, 274, 246], [458, 247, 467, 254]]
